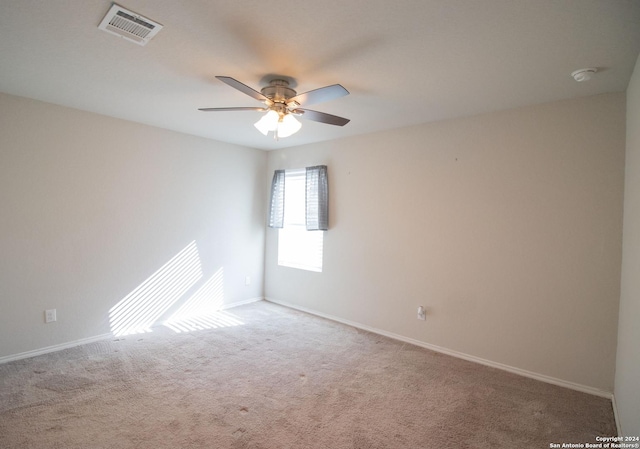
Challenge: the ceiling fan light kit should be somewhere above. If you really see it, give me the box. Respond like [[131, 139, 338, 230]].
[[199, 76, 350, 140], [277, 114, 302, 138], [254, 110, 279, 135]]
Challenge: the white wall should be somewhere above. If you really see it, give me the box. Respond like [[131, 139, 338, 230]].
[[1, 87, 630, 400], [0, 92, 266, 359], [615, 54, 640, 435], [265, 93, 625, 392]]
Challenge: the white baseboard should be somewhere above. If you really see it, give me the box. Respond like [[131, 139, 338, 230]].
[[0, 297, 265, 365], [1, 295, 615, 407], [265, 297, 614, 400], [221, 297, 264, 310], [611, 394, 622, 436], [0, 333, 113, 365]]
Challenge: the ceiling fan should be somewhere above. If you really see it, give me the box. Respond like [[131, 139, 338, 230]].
[[199, 76, 350, 139]]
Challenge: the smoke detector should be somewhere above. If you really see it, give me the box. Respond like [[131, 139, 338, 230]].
[[571, 68, 597, 82], [98, 4, 163, 46]]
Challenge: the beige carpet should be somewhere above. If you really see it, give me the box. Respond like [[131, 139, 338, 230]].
[[0, 301, 616, 448]]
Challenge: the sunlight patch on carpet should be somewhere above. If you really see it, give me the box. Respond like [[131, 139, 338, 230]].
[[163, 310, 244, 333]]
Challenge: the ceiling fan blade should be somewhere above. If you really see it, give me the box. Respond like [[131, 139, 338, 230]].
[[198, 107, 267, 112], [293, 109, 350, 126], [215, 76, 269, 103], [288, 84, 349, 107]]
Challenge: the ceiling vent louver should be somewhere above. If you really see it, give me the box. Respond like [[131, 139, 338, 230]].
[[98, 4, 162, 46]]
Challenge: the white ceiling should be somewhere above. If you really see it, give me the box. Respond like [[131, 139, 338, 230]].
[[1, 0, 639, 151]]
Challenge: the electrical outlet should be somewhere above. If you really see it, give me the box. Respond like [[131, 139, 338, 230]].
[[417, 306, 426, 321], [45, 309, 57, 323], [245, 276, 251, 286]]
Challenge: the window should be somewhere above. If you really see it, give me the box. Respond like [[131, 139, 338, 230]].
[[277, 169, 324, 272]]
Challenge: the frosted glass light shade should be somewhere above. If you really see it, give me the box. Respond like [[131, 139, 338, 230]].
[[277, 114, 302, 138], [254, 110, 280, 135]]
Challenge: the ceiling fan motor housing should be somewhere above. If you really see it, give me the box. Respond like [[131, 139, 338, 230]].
[[261, 79, 296, 103]]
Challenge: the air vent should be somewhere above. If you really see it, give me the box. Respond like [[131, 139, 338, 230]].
[[98, 4, 163, 46]]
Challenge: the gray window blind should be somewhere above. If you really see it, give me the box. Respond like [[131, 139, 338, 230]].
[[268, 169, 285, 228], [305, 165, 328, 231]]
